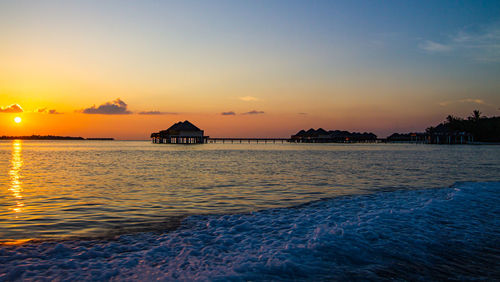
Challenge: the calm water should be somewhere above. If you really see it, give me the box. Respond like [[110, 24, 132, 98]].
[[1, 140, 499, 243]]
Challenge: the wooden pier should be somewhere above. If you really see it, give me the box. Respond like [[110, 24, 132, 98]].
[[203, 138, 382, 144], [152, 121, 381, 145], [207, 138, 290, 144]]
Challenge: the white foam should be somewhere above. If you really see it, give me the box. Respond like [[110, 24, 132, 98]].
[[1, 182, 499, 280]]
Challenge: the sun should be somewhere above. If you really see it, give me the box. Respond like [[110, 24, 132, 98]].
[[14, 117, 22, 123]]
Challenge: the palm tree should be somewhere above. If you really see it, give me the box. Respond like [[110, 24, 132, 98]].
[[446, 115, 456, 124], [471, 110, 482, 122]]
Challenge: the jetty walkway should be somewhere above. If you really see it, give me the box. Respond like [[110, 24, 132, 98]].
[[207, 138, 290, 143]]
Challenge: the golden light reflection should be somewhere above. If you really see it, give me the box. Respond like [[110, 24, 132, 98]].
[[9, 140, 24, 215]]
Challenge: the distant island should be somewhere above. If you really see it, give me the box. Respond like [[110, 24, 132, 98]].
[[0, 135, 114, 140]]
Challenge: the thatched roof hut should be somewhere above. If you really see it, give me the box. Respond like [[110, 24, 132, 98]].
[[151, 120, 206, 144]]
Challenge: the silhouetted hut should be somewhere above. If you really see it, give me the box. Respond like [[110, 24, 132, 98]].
[[151, 120, 208, 144], [315, 128, 330, 140], [387, 132, 427, 143], [427, 124, 473, 144]]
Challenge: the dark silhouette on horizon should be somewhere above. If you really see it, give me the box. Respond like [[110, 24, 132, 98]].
[[0, 135, 114, 140], [387, 133, 427, 143], [291, 128, 377, 143], [388, 110, 500, 144], [1, 135, 84, 140], [151, 120, 207, 144], [426, 110, 500, 143], [153, 111, 499, 145]]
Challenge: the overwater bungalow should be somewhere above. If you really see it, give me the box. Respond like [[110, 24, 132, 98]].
[[386, 132, 427, 143], [291, 128, 377, 143], [426, 124, 473, 144], [151, 120, 208, 144]]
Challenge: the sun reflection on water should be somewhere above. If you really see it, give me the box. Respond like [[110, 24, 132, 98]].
[[9, 140, 24, 215]]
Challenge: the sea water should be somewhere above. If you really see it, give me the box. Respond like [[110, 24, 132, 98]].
[[0, 141, 499, 280]]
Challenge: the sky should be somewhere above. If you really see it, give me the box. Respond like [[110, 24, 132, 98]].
[[1, 0, 499, 139]]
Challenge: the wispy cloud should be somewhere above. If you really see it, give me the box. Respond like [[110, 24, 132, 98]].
[[221, 111, 236, 116], [36, 108, 62, 114], [239, 96, 259, 102], [419, 40, 452, 53], [82, 98, 132, 115], [0, 104, 23, 113], [242, 110, 265, 115], [452, 25, 500, 62], [138, 111, 177, 115], [420, 23, 500, 62], [439, 98, 487, 107]]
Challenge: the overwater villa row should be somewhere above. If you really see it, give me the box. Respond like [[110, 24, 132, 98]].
[[387, 131, 474, 144], [290, 128, 378, 143], [150, 121, 379, 144], [151, 112, 499, 145]]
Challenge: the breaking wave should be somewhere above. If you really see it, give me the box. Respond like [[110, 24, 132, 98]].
[[1, 182, 499, 280]]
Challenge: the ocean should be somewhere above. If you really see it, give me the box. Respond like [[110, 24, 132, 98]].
[[0, 140, 499, 280]]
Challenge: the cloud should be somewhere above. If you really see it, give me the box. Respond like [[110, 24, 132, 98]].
[[36, 108, 62, 114], [239, 96, 259, 102], [82, 98, 132, 114], [419, 40, 452, 53], [439, 98, 486, 107], [138, 111, 177, 115], [221, 111, 236, 116], [459, 98, 486, 105], [243, 110, 265, 115], [451, 25, 500, 62], [0, 104, 23, 113], [420, 23, 500, 62]]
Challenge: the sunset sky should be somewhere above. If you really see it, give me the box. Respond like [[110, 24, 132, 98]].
[[1, 0, 499, 139]]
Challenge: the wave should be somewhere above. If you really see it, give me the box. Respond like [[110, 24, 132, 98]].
[[1, 182, 499, 280]]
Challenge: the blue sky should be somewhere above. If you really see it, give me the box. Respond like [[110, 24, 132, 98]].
[[1, 0, 499, 138]]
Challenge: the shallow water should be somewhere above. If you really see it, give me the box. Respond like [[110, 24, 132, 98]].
[[0, 140, 499, 242]]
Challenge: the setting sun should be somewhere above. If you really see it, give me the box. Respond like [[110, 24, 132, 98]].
[[14, 117, 21, 123]]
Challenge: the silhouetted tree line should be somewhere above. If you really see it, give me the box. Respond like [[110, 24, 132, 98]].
[[426, 110, 500, 142]]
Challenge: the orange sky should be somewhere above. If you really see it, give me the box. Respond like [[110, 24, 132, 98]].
[[0, 104, 457, 139], [1, 1, 499, 139]]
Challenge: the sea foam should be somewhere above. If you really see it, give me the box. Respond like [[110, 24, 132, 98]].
[[1, 182, 499, 280]]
